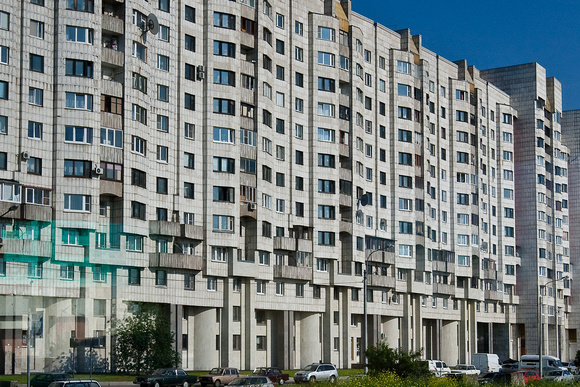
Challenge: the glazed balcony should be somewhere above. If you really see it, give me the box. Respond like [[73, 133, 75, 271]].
[[273, 265, 312, 281]]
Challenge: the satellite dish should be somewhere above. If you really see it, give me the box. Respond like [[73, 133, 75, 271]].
[[359, 193, 369, 207], [143, 13, 159, 35]]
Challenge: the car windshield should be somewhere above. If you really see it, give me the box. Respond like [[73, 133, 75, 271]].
[[152, 369, 166, 376], [253, 368, 266, 374], [228, 379, 245, 386], [209, 368, 222, 375], [302, 364, 317, 371]]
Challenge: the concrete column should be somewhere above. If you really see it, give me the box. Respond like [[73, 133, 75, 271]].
[[441, 320, 458, 364], [193, 308, 218, 370], [298, 313, 321, 367], [383, 317, 399, 349]]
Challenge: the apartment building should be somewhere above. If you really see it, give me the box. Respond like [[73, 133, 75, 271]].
[[481, 64, 572, 361], [0, 0, 571, 373]]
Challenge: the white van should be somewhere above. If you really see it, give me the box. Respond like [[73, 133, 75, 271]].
[[519, 355, 566, 372], [472, 353, 501, 374], [423, 360, 451, 376]]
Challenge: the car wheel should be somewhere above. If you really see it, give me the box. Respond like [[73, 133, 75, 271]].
[[329, 376, 336, 384], [214, 380, 221, 387], [309, 376, 316, 383], [278, 378, 284, 385], [183, 382, 189, 387]]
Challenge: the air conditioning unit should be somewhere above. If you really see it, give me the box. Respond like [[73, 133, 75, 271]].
[[21, 151, 30, 160], [196, 65, 205, 80], [94, 166, 104, 175], [248, 203, 257, 211]]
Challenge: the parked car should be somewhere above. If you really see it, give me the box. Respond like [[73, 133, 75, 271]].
[[134, 368, 197, 387], [252, 367, 290, 384], [199, 368, 240, 387], [472, 353, 502, 374], [422, 360, 451, 376], [544, 369, 574, 382], [48, 381, 100, 387], [561, 362, 578, 374], [293, 363, 338, 383], [500, 361, 520, 374], [513, 370, 540, 384], [478, 372, 510, 385], [450, 364, 480, 375], [31, 373, 74, 387], [228, 377, 274, 387]]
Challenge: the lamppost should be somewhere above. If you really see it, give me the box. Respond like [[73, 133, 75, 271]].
[[0, 203, 19, 218], [538, 275, 568, 378]]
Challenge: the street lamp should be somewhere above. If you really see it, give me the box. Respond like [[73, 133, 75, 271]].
[[0, 203, 18, 218], [538, 275, 568, 378]]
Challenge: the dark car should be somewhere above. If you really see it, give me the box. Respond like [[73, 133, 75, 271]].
[[134, 368, 197, 387], [252, 368, 289, 385], [31, 373, 74, 387], [479, 372, 510, 385]]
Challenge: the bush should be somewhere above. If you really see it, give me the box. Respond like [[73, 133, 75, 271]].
[[365, 342, 430, 379]]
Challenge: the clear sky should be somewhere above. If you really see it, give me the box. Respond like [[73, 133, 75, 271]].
[[351, 0, 580, 111]]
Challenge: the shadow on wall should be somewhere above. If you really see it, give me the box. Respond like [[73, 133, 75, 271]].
[[50, 349, 109, 374]]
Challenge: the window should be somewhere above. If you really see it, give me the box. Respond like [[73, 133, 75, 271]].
[[0, 12, 9, 31], [184, 93, 195, 110], [157, 54, 169, 71], [66, 26, 93, 43], [213, 69, 235, 86], [0, 46, 8, 64], [213, 157, 235, 173], [316, 128, 336, 143], [213, 40, 235, 57], [318, 231, 335, 246], [398, 106, 411, 120], [132, 73, 147, 93], [214, 12, 235, 29], [158, 25, 169, 41], [157, 84, 169, 102], [318, 26, 335, 41], [213, 98, 235, 115], [64, 194, 91, 212], [276, 39, 285, 55], [101, 95, 122, 114], [100, 127, 122, 148], [213, 215, 234, 232], [60, 265, 75, 280], [28, 87, 43, 106], [156, 115, 169, 132], [28, 262, 43, 279], [29, 54, 44, 72], [295, 46, 303, 62], [27, 121, 42, 139], [318, 103, 335, 117], [318, 179, 335, 194], [131, 201, 146, 220], [64, 159, 91, 177], [27, 157, 42, 175], [275, 12, 284, 28], [132, 41, 146, 61], [132, 136, 146, 155], [156, 145, 168, 163], [183, 182, 194, 199], [29, 19, 44, 39], [185, 6, 195, 22], [318, 51, 335, 67], [65, 92, 92, 110]]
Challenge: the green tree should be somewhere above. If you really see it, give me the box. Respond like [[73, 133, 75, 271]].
[[112, 303, 180, 374], [365, 341, 430, 379]]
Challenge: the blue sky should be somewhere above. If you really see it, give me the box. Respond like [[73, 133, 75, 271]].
[[351, 0, 580, 111]]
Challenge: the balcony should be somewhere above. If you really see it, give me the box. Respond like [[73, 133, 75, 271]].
[[273, 236, 295, 251], [149, 253, 205, 271], [433, 283, 455, 296], [466, 286, 484, 300], [102, 14, 124, 34], [296, 238, 312, 253], [273, 265, 312, 281], [339, 143, 349, 158], [21, 203, 51, 222], [432, 260, 455, 273], [102, 47, 124, 67], [368, 274, 395, 288], [181, 224, 203, 240], [1, 239, 52, 258], [240, 202, 257, 219], [149, 220, 180, 237], [100, 179, 122, 197], [482, 268, 496, 280], [367, 250, 395, 265], [484, 289, 503, 301]]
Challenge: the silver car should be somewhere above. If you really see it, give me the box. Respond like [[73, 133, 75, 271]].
[[228, 377, 274, 387], [293, 363, 338, 383]]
